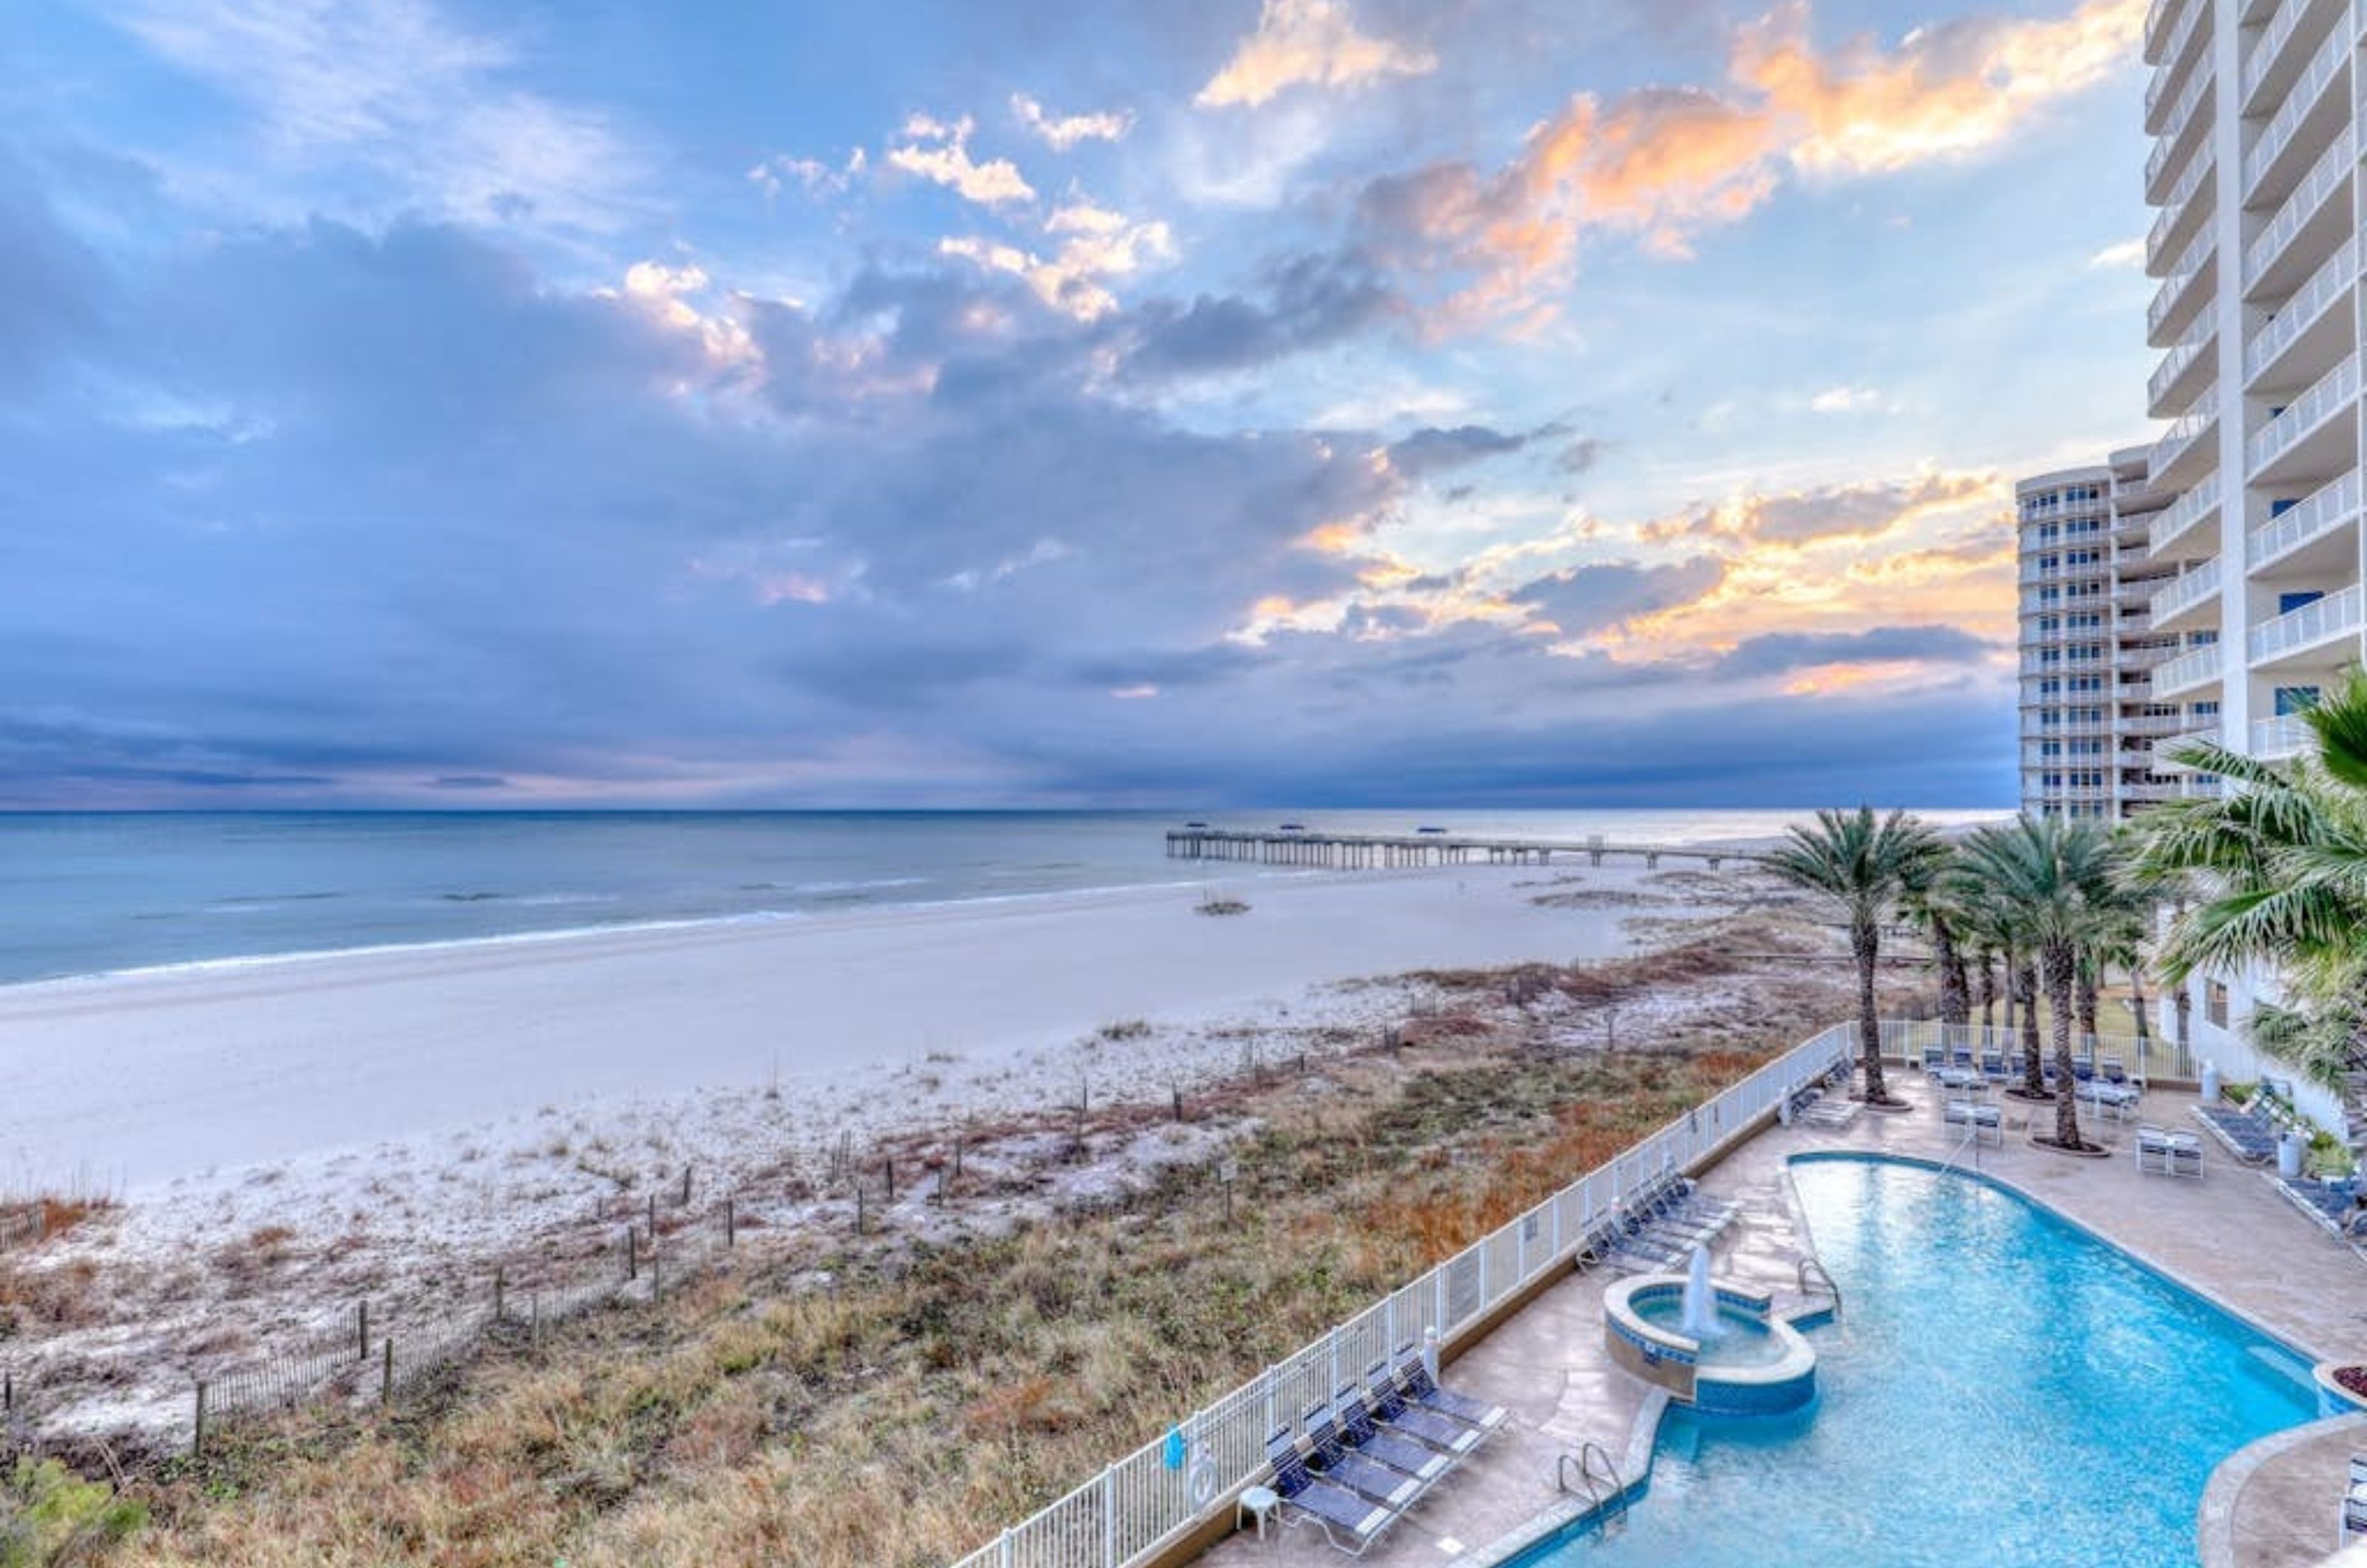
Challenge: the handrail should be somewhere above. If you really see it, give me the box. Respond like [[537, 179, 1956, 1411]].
[[1579, 1442, 1626, 1534], [2150, 471, 2221, 555], [2244, 234, 2357, 384], [2241, 21, 2347, 200], [2248, 470, 2361, 567], [2248, 581, 2364, 663], [2246, 352, 2358, 477], [1797, 1257, 1843, 1319], [2146, 143, 2213, 264], [2149, 226, 2213, 341]]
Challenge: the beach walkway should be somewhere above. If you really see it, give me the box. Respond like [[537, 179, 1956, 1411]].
[[1195, 1072, 2367, 1568]]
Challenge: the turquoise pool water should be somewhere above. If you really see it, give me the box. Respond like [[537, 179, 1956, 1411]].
[[1520, 1157, 2317, 1568]]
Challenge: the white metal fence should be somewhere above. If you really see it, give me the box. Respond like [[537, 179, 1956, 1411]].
[[1873, 1018, 2195, 1084], [943, 1021, 1862, 1568]]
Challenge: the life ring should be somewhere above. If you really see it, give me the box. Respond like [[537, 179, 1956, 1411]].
[[1187, 1454, 1219, 1509]]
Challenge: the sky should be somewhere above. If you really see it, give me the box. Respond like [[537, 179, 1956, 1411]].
[[1, 0, 2159, 808]]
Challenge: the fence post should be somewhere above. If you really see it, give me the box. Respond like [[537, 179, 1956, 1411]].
[[1103, 1464, 1117, 1566], [724, 1197, 736, 1248], [357, 1300, 369, 1361], [885, 1157, 895, 1205], [530, 1292, 541, 1345], [493, 1268, 504, 1322], [192, 1379, 206, 1457], [627, 1228, 638, 1281], [647, 1192, 658, 1236], [681, 1166, 693, 1207], [380, 1337, 394, 1405]]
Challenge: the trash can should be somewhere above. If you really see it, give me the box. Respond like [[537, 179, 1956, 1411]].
[[2278, 1131, 2305, 1179], [2200, 1062, 2221, 1104]]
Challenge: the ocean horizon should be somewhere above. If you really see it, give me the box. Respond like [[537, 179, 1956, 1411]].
[[0, 807, 2007, 987]]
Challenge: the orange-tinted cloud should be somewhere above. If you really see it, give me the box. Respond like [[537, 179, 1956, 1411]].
[[1363, 0, 2142, 322], [1197, 0, 1436, 109]]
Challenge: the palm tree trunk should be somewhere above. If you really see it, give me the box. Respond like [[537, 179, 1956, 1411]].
[[2174, 981, 2192, 1067], [1854, 914, 1888, 1103], [1934, 913, 1968, 1032], [2047, 941, 2084, 1149], [2016, 952, 2043, 1096], [2076, 964, 2099, 1052], [1977, 952, 1996, 1030], [2131, 966, 2152, 1052]]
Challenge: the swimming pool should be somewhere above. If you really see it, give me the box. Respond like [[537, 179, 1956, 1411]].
[[1514, 1156, 2317, 1567]]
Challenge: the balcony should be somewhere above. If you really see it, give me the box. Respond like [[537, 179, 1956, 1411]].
[[2017, 558, 2111, 585], [2246, 352, 2359, 486], [2248, 470, 2363, 572], [2145, 61, 2215, 200], [2121, 642, 2187, 669], [2149, 300, 2218, 416], [2241, 23, 2350, 208], [2150, 556, 2224, 632], [2119, 712, 2185, 737], [2149, 394, 2220, 492], [2250, 712, 2317, 758], [2145, 0, 2211, 114], [2022, 718, 2114, 740], [2146, 143, 2216, 274], [2149, 471, 2223, 561], [2243, 233, 2358, 391], [2249, 581, 2364, 665], [2243, 126, 2354, 297], [2149, 227, 2217, 346], [2243, 0, 2346, 113], [2154, 643, 2226, 698]]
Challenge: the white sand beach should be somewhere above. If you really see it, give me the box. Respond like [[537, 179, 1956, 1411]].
[[4, 859, 1738, 1193], [1, 854, 1789, 1439]]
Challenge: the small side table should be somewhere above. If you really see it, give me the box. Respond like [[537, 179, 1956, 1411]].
[[1237, 1484, 1281, 1541]]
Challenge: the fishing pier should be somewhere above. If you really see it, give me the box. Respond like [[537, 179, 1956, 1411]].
[[1161, 828, 1759, 871]]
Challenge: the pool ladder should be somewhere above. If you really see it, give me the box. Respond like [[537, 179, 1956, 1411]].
[[1797, 1256, 1841, 1319], [1556, 1440, 1627, 1535]]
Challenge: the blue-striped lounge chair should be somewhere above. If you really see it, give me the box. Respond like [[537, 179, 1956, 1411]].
[[1355, 1367, 1482, 1455], [2343, 1455, 2367, 1545], [1284, 1417, 1419, 1510], [1331, 1394, 1451, 1482], [1388, 1348, 1510, 1432], [1264, 1433, 1399, 1553]]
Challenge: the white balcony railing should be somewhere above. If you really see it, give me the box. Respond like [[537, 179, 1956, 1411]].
[[2150, 471, 2221, 555], [2242, 22, 2349, 201], [2243, 0, 2331, 106], [2246, 352, 2358, 478], [2150, 226, 2216, 342], [2244, 126, 2354, 289], [2249, 581, 2364, 663], [2150, 393, 2219, 485], [2143, 0, 2181, 64], [2244, 233, 2358, 384], [2150, 556, 2224, 623], [2248, 470, 2363, 567], [2154, 643, 2226, 696], [2250, 712, 2316, 757], [2150, 300, 2218, 409], [2147, 0, 2209, 109], [2152, 723, 2223, 771], [2147, 144, 2215, 266], [2147, 61, 2216, 195]]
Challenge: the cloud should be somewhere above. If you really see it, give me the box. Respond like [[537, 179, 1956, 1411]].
[[1011, 94, 1133, 149], [1196, 0, 1437, 109], [939, 203, 1176, 321], [749, 148, 868, 200], [1123, 250, 1399, 379], [1807, 384, 1886, 414], [1712, 624, 1993, 678], [2088, 237, 2144, 269], [885, 115, 1036, 206], [1351, 0, 2142, 322], [1644, 472, 1997, 547], [105, 0, 640, 234], [1383, 421, 1578, 479], [1508, 557, 1728, 637]]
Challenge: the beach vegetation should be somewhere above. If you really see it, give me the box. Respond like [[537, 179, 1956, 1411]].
[[0, 1458, 147, 1566]]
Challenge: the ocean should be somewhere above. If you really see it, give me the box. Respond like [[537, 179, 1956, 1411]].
[[0, 808, 2002, 987]]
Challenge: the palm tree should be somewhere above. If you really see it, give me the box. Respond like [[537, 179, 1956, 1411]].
[[1902, 851, 1971, 1038], [1951, 873, 2035, 1087], [1766, 807, 1945, 1107], [1955, 815, 2124, 1150], [2138, 671, 2367, 1091]]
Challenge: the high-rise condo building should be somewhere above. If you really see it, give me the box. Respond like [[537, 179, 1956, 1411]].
[[2140, 0, 2363, 1122], [2015, 448, 2188, 821]]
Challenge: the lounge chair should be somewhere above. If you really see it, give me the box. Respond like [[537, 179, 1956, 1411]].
[[1282, 1418, 1419, 1510], [2101, 1057, 2128, 1085], [1387, 1349, 1510, 1432], [2192, 1104, 2276, 1163], [1263, 1433, 1400, 1554], [2275, 1177, 2367, 1243], [2343, 1454, 2367, 1547], [1919, 1044, 1945, 1072], [1330, 1394, 1451, 1483], [1354, 1367, 1483, 1455], [1979, 1050, 2009, 1082]]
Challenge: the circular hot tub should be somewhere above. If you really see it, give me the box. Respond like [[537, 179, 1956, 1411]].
[[1603, 1275, 1819, 1416]]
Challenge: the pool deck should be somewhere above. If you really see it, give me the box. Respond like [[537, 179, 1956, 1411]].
[[1195, 1069, 2367, 1568]]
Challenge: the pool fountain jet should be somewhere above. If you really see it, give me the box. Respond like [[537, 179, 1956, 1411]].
[[1681, 1243, 1722, 1340]]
